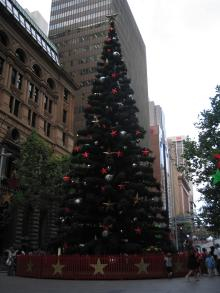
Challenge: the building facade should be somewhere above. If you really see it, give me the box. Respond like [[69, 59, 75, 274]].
[[149, 101, 170, 214], [168, 135, 194, 250], [49, 0, 150, 146], [0, 0, 77, 251]]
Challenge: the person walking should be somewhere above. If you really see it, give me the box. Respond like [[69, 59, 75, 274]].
[[205, 252, 216, 277], [164, 252, 173, 278], [185, 248, 200, 281]]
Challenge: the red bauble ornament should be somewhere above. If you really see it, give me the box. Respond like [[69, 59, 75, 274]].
[[111, 72, 118, 79], [111, 130, 118, 137], [64, 207, 70, 213], [134, 227, 142, 235], [101, 167, 108, 174], [63, 176, 70, 182], [73, 146, 80, 152], [214, 154, 220, 159], [107, 48, 112, 52], [112, 88, 118, 95], [117, 184, 125, 190], [135, 130, 141, 136], [116, 150, 123, 157]]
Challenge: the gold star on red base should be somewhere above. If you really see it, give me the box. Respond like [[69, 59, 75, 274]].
[[90, 258, 108, 275]]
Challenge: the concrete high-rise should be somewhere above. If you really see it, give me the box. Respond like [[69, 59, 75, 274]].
[[49, 0, 150, 146], [149, 101, 170, 214]]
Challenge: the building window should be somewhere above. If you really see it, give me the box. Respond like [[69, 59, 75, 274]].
[[64, 88, 69, 101], [11, 68, 23, 89], [63, 110, 67, 123], [44, 121, 51, 137], [28, 82, 39, 103], [28, 110, 37, 128], [62, 132, 66, 146], [44, 95, 53, 113], [0, 57, 4, 74], [32, 64, 41, 77], [9, 96, 20, 117], [15, 48, 26, 63]]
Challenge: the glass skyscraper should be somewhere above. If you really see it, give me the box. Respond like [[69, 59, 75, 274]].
[[49, 0, 150, 145]]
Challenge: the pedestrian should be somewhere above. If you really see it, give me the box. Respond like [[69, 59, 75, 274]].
[[185, 248, 200, 281], [205, 252, 216, 277], [214, 244, 220, 275], [164, 252, 173, 278], [5, 246, 17, 276], [199, 247, 208, 275]]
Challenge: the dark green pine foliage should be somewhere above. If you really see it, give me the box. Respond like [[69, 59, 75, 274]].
[[58, 20, 171, 254]]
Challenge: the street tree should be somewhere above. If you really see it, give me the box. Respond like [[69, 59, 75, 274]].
[[181, 86, 220, 233]]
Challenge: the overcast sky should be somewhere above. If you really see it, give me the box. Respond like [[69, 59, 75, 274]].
[[17, 0, 220, 140]]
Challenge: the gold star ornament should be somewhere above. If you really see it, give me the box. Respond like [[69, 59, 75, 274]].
[[52, 258, 65, 275], [135, 258, 149, 274], [26, 260, 33, 272], [90, 258, 108, 275]]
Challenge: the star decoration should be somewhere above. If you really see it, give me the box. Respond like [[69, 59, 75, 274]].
[[133, 193, 140, 205], [111, 130, 118, 137], [134, 258, 149, 274], [212, 169, 220, 184], [112, 88, 118, 95], [142, 148, 150, 156], [1, 192, 12, 204], [52, 258, 65, 275], [103, 201, 114, 210], [82, 151, 89, 158], [26, 260, 33, 272], [101, 167, 108, 174], [90, 258, 108, 275]]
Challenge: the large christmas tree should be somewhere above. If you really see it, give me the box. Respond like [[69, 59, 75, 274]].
[[58, 18, 171, 255]]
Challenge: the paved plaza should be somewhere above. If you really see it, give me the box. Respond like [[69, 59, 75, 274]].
[[1, 273, 220, 293]]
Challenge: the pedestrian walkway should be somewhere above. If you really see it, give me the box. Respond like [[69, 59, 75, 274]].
[[0, 273, 220, 293]]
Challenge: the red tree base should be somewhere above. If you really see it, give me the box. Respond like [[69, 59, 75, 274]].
[[16, 253, 188, 280]]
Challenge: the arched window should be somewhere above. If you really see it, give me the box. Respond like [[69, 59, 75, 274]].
[[0, 31, 9, 46], [15, 48, 26, 63], [32, 64, 42, 78], [47, 78, 55, 90]]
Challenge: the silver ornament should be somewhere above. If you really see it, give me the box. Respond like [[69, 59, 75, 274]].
[[113, 51, 120, 57], [99, 76, 106, 83], [120, 131, 127, 135], [102, 230, 109, 237], [105, 174, 113, 181]]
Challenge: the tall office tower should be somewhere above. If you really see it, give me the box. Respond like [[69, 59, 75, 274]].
[[49, 0, 150, 146], [149, 101, 171, 214], [168, 136, 194, 249]]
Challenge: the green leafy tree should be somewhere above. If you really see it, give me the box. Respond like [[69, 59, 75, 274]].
[[15, 131, 70, 204], [57, 19, 172, 255], [181, 86, 220, 233]]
